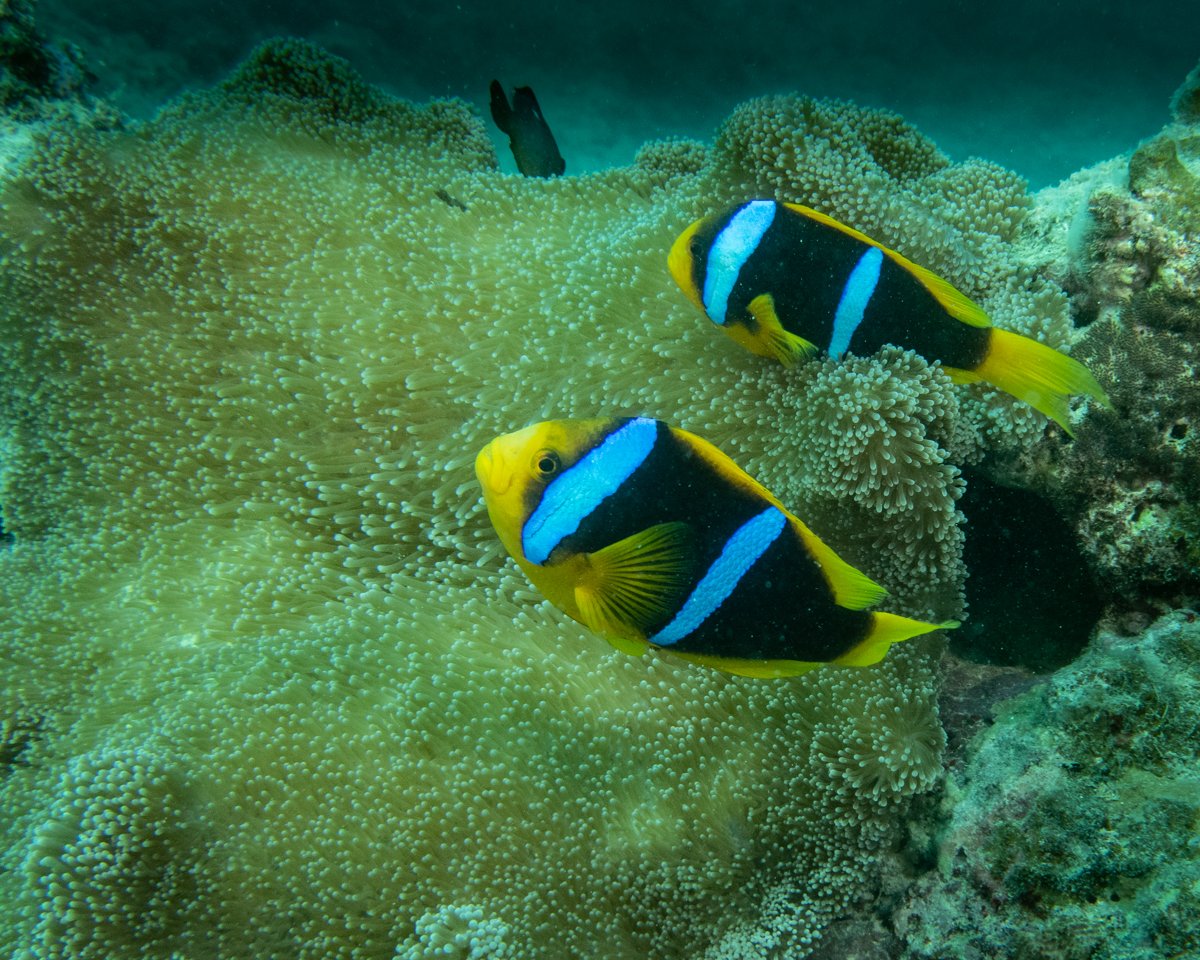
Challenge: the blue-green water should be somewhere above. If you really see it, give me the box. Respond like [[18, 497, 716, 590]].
[[37, 0, 1200, 187]]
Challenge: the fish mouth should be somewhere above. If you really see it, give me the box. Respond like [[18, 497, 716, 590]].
[[475, 441, 512, 495]]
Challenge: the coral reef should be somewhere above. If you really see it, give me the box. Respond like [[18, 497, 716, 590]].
[[952, 472, 1101, 672], [877, 62, 1200, 960], [995, 62, 1200, 610], [0, 0, 90, 112], [0, 37, 1098, 960], [896, 610, 1200, 959]]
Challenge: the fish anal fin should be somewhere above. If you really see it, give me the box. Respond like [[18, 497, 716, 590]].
[[677, 613, 957, 676], [791, 519, 888, 610], [574, 521, 695, 640], [745, 293, 818, 366], [834, 612, 958, 667], [942, 365, 983, 385], [671, 651, 822, 678]]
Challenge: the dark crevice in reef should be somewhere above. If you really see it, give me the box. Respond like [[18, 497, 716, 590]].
[[954, 469, 1104, 673], [0, 714, 42, 775]]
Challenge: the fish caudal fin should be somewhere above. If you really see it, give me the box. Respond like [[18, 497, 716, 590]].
[[949, 328, 1111, 436], [833, 613, 959, 668]]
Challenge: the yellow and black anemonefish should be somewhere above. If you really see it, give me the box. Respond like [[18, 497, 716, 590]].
[[476, 416, 957, 678], [669, 200, 1111, 434]]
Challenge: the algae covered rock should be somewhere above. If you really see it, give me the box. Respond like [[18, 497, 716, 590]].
[[897, 610, 1200, 960], [993, 60, 1200, 610]]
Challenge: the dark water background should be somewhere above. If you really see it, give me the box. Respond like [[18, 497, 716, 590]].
[[37, 0, 1200, 187]]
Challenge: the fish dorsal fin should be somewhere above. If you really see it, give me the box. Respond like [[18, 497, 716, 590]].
[[671, 429, 783, 507], [574, 521, 695, 640], [783, 202, 889, 248], [512, 86, 544, 120], [781, 202, 992, 330], [790, 518, 888, 610], [746, 293, 818, 365], [898, 259, 993, 328]]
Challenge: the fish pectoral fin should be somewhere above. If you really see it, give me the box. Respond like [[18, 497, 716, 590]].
[[573, 521, 695, 640], [746, 293, 818, 366], [589, 624, 651, 658]]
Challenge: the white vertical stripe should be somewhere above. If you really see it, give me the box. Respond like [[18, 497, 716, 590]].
[[828, 245, 884, 359], [651, 506, 786, 647], [522, 418, 657, 565], [702, 201, 776, 325]]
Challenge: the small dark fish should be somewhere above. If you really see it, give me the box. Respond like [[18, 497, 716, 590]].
[[434, 189, 468, 212], [489, 80, 565, 178]]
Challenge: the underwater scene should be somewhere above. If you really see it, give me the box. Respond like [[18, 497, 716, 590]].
[[1, 0, 1199, 957]]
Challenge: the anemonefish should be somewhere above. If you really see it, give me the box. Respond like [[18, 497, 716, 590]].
[[669, 200, 1110, 435], [476, 417, 957, 678], [489, 80, 566, 178]]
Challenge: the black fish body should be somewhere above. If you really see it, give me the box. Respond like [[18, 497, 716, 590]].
[[710, 205, 991, 369]]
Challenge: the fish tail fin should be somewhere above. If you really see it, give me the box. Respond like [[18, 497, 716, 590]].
[[833, 613, 959, 668], [952, 328, 1111, 436], [488, 79, 512, 133]]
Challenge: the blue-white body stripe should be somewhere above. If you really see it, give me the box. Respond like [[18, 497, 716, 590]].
[[827, 245, 884, 359], [522, 418, 658, 566], [651, 505, 787, 647], [702, 200, 776, 326]]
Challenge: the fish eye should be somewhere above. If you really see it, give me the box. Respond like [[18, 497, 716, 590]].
[[533, 450, 561, 477]]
